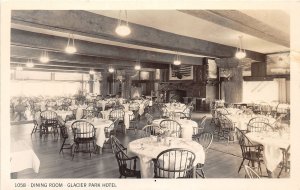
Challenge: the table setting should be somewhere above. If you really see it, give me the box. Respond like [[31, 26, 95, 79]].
[[246, 128, 290, 173], [65, 118, 113, 148], [128, 136, 205, 178]]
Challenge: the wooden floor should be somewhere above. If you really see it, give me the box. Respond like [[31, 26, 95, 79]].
[[10, 111, 290, 179]]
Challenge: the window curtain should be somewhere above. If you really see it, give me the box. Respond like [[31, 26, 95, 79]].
[[274, 78, 287, 103]]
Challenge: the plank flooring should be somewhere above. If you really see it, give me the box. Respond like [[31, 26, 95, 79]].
[[10, 111, 289, 179]]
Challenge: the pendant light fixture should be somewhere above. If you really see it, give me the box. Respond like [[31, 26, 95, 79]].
[[135, 53, 141, 70], [115, 10, 131, 37], [235, 35, 246, 59], [108, 67, 115, 73], [134, 64, 141, 70], [65, 33, 77, 54], [26, 59, 34, 68], [40, 50, 49, 63], [173, 52, 181, 65]]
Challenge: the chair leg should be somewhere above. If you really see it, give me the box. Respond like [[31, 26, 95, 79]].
[[277, 166, 284, 178], [59, 138, 67, 153], [31, 125, 37, 135], [238, 159, 245, 173]]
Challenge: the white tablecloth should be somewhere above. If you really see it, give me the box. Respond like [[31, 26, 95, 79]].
[[66, 118, 113, 147], [101, 110, 133, 129], [216, 108, 241, 115], [11, 140, 40, 173], [226, 114, 276, 130], [56, 110, 73, 121], [246, 131, 290, 172], [128, 137, 205, 178], [152, 119, 197, 139]]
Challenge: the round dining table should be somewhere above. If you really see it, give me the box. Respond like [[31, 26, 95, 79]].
[[246, 131, 290, 174], [128, 137, 205, 178], [152, 118, 198, 139]]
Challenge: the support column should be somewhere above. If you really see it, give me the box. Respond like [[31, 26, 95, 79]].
[[100, 72, 108, 97], [216, 58, 244, 103], [123, 73, 132, 99]]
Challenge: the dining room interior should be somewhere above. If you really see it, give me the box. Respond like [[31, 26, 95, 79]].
[[9, 9, 291, 179]]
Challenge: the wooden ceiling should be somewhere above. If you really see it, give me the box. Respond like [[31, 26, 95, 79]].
[[10, 10, 289, 73]]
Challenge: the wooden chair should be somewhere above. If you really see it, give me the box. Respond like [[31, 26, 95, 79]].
[[248, 117, 269, 125], [104, 118, 120, 139], [192, 116, 207, 136], [129, 102, 140, 111], [209, 102, 218, 125], [236, 128, 264, 175], [59, 125, 72, 154], [83, 106, 97, 119], [247, 121, 274, 133], [244, 165, 261, 178], [159, 119, 182, 138], [109, 109, 125, 133], [111, 136, 141, 178], [141, 125, 158, 137], [145, 113, 154, 125], [183, 106, 194, 119], [158, 105, 169, 119], [278, 145, 290, 178], [171, 112, 188, 120], [71, 120, 96, 159], [192, 132, 213, 178], [216, 108, 230, 116], [259, 102, 272, 116], [193, 132, 213, 152], [217, 114, 236, 143], [152, 148, 196, 178], [40, 110, 59, 137], [128, 110, 139, 133], [31, 119, 39, 135]]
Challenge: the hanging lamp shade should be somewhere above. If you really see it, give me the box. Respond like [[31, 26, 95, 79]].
[[173, 52, 181, 65], [235, 35, 246, 59], [40, 50, 49, 63], [115, 10, 131, 37], [65, 34, 77, 54]]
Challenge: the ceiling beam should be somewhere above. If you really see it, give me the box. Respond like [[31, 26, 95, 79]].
[[180, 10, 289, 47], [11, 45, 169, 69], [11, 29, 203, 66], [10, 63, 102, 72], [11, 10, 265, 61]]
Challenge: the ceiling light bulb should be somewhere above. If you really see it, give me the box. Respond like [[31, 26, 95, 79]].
[[134, 65, 141, 70], [26, 61, 34, 68], [235, 51, 246, 59], [65, 45, 77, 54], [89, 69, 95, 75], [173, 60, 181, 65], [115, 24, 131, 37], [16, 66, 23, 71], [108, 68, 115, 73], [40, 55, 49, 63]]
